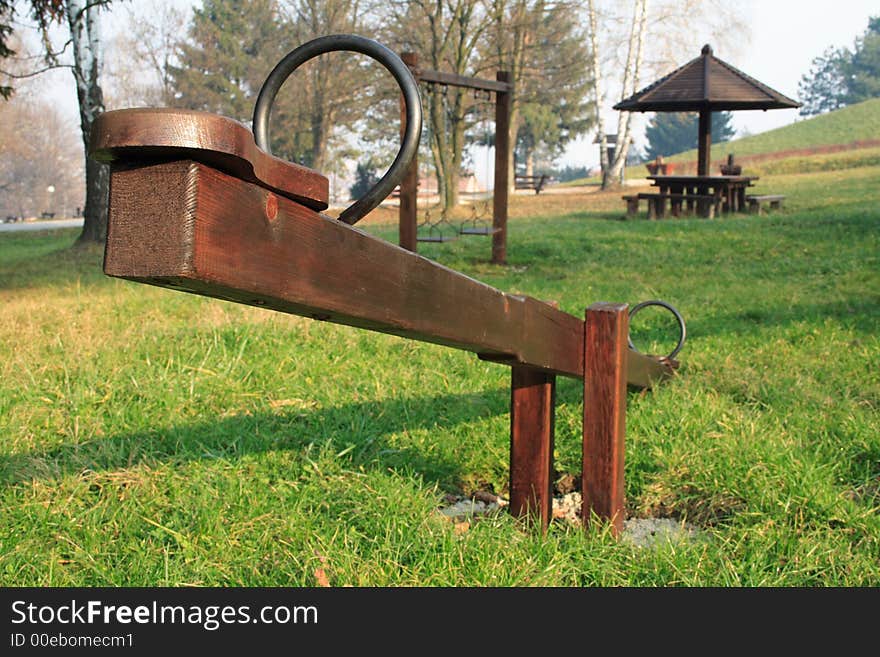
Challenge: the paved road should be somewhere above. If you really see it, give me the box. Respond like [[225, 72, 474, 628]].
[[0, 219, 84, 233]]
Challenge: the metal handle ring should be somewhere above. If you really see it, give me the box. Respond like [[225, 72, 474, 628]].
[[253, 34, 422, 226], [627, 299, 686, 360]]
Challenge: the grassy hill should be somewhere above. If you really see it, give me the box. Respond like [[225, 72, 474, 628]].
[[563, 98, 880, 184], [668, 97, 880, 164]]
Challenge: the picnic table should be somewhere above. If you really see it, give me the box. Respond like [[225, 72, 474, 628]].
[[645, 174, 759, 218]]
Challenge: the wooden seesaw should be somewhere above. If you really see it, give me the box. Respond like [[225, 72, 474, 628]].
[[90, 35, 683, 535]]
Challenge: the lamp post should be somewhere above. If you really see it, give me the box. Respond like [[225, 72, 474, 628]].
[[46, 185, 55, 220]]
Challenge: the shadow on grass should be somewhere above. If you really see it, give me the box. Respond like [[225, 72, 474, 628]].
[[1, 376, 589, 492], [0, 388, 514, 490]]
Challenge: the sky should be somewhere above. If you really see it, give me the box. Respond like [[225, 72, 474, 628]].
[[26, 0, 880, 177]]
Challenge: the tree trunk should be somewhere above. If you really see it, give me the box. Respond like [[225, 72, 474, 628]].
[[587, 0, 611, 188], [507, 102, 519, 193], [607, 0, 648, 186], [67, 0, 109, 245]]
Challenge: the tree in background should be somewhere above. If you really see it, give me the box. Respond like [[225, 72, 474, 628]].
[[845, 16, 880, 106], [170, 0, 284, 127], [0, 1, 15, 99], [797, 47, 848, 117], [643, 111, 735, 160], [104, 0, 189, 108], [380, 0, 489, 211], [0, 0, 114, 244], [484, 0, 594, 182], [170, 0, 368, 175], [379, 1, 592, 211], [349, 158, 381, 200], [799, 16, 880, 116], [0, 94, 83, 219], [588, 0, 748, 189], [588, 0, 646, 189], [276, 0, 371, 174]]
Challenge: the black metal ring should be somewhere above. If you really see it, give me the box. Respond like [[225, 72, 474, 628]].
[[252, 34, 422, 226], [627, 300, 686, 360]]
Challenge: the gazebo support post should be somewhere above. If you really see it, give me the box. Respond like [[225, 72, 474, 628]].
[[698, 108, 711, 176]]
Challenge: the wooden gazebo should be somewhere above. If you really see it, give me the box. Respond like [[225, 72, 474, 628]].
[[615, 45, 800, 175]]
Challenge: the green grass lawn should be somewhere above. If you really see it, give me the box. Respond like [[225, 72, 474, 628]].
[[1, 165, 878, 586]]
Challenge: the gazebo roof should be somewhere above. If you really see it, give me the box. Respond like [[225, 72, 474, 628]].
[[614, 45, 801, 112]]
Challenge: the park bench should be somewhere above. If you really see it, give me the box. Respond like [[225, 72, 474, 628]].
[[622, 194, 640, 216], [746, 194, 785, 214], [515, 174, 550, 194], [625, 192, 719, 219], [91, 35, 682, 536]]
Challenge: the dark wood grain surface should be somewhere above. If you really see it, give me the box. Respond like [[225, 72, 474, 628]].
[[582, 303, 629, 535], [90, 108, 329, 211], [509, 366, 556, 530], [103, 159, 674, 387]]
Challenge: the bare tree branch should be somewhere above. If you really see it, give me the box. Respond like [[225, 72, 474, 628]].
[[0, 62, 73, 78]]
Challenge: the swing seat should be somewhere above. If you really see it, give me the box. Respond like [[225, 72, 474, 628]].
[[417, 214, 459, 243], [417, 235, 459, 243], [459, 225, 499, 236]]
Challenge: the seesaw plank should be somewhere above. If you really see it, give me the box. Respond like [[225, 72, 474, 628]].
[[104, 159, 673, 387]]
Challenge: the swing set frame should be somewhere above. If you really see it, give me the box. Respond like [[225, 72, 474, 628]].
[[397, 52, 513, 264]]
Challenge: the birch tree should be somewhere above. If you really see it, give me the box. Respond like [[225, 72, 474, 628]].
[[588, 0, 646, 189], [586, 0, 748, 188], [63, 1, 109, 242]]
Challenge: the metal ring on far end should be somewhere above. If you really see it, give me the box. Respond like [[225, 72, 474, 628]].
[[252, 34, 422, 226], [627, 299, 686, 360]]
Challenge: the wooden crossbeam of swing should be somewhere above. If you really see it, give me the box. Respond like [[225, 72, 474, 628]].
[[411, 67, 513, 93]]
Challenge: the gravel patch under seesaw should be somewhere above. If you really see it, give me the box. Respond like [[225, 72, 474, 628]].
[[438, 492, 698, 548]]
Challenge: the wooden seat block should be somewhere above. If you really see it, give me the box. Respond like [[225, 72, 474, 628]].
[[90, 108, 330, 211]]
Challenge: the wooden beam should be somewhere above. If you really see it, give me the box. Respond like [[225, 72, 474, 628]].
[[509, 366, 556, 530], [492, 71, 512, 266], [399, 53, 419, 253], [582, 303, 629, 536], [413, 68, 513, 93], [103, 159, 673, 387], [698, 108, 712, 176]]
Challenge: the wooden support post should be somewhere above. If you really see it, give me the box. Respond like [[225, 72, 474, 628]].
[[697, 107, 711, 176], [399, 52, 419, 253], [509, 366, 556, 531], [582, 303, 629, 536], [492, 71, 511, 266]]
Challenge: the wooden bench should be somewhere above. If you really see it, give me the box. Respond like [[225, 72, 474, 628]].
[[515, 174, 549, 194], [746, 194, 785, 214], [627, 192, 719, 219], [622, 195, 640, 216]]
